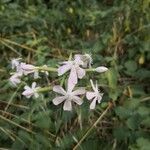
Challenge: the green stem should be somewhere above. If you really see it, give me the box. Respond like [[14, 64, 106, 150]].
[[35, 66, 95, 72], [85, 68, 95, 72], [35, 66, 57, 72], [37, 87, 52, 93]]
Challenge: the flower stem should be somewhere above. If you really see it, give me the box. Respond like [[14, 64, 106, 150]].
[[35, 66, 95, 72], [37, 87, 52, 93], [85, 68, 95, 72], [35, 66, 57, 72]]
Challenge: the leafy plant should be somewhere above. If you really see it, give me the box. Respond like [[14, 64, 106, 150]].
[[0, 0, 149, 149]]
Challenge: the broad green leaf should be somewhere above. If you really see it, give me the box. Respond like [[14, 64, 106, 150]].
[[115, 106, 132, 119], [124, 60, 137, 72], [113, 127, 130, 140], [126, 115, 141, 130], [124, 99, 140, 109]]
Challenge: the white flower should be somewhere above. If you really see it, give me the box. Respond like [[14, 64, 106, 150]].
[[22, 82, 40, 98], [75, 53, 93, 68], [11, 58, 22, 70], [58, 56, 86, 85], [9, 73, 22, 86], [19, 63, 40, 79], [86, 80, 103, 109], [52, 83, 85, 111], [95, 66, 108, 73]]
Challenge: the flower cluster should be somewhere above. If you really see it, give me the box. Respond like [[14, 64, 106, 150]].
[[9, 54, 108, 111], [9, 58, 49, 86], [10, 58, 37, 86]]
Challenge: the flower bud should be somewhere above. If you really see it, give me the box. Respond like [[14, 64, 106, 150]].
[[95, 67, 108, 73]]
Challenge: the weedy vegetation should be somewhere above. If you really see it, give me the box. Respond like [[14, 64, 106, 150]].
[[0, 0, 150, 150]]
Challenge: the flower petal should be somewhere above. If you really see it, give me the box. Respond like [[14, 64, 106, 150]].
[[90, 97, 97, 109], [11, 58, 22, 69], [26, 95, 31, 99], [34, 71, 40, 79], [20, 63, 35, 75], [10, 79, 19, 86], [9, 74, 21, 86], [74, 56, 84, 66], [21, 63, 35, 70], [34, 92, 39, 98], [97, 94, 103, 103], [32, 82, 36, 89], [52, 96, 66, 105], [74, 54, 82, 60], [22, 90, 34, 98], [72, 88, 85, 95], [58, 64, 72, 76], [90, 79, 96, 91], [24, 85, 30, 90], [53, 86, 66, 95], [77, 67, 85, 79], [68, 66, 77, 86], [75, 54, 93, 68], [63, 100, 72, 111], [86, 91, 96, 100], [72, 96, 83, 105], [67, 82, 76, 94], [13, 78, 21, 84]]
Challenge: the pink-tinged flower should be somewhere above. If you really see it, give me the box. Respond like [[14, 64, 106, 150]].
[[9, 73, 22, 86], [22, 82, 40, 98], [11, 58, 22, 70], [52, 83, 85, 111], [86, 80, 103, 109], [58, 56, 86, 85], [58, 57, 85, 85], [95, 66, 108, 73], [19, 63, 40, 79], [75, 53, 93, 68], [19, 63, 36, 75]]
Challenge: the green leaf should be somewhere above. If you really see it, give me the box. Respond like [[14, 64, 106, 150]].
[[33, 111, 51, 129], [107, 68, 117, 89], [135, 69, 150, 79], [141, 118, 150, 127], [124, 99, 140, 109], [126, 114, 141, 130], [115, 106, 132, 119], [107, 68, 118, 100], [136, 138, 150, 150], [124, 60, 137, 72], [137, 106, 150, 116], [113, 127, 130, 140]]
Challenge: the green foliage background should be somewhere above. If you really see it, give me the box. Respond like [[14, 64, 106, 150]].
[[0, 0, 150, 149]]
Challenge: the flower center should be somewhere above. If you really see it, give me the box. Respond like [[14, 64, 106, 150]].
[[72, 61, 79, 68], [66, 93, 73, 101]]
